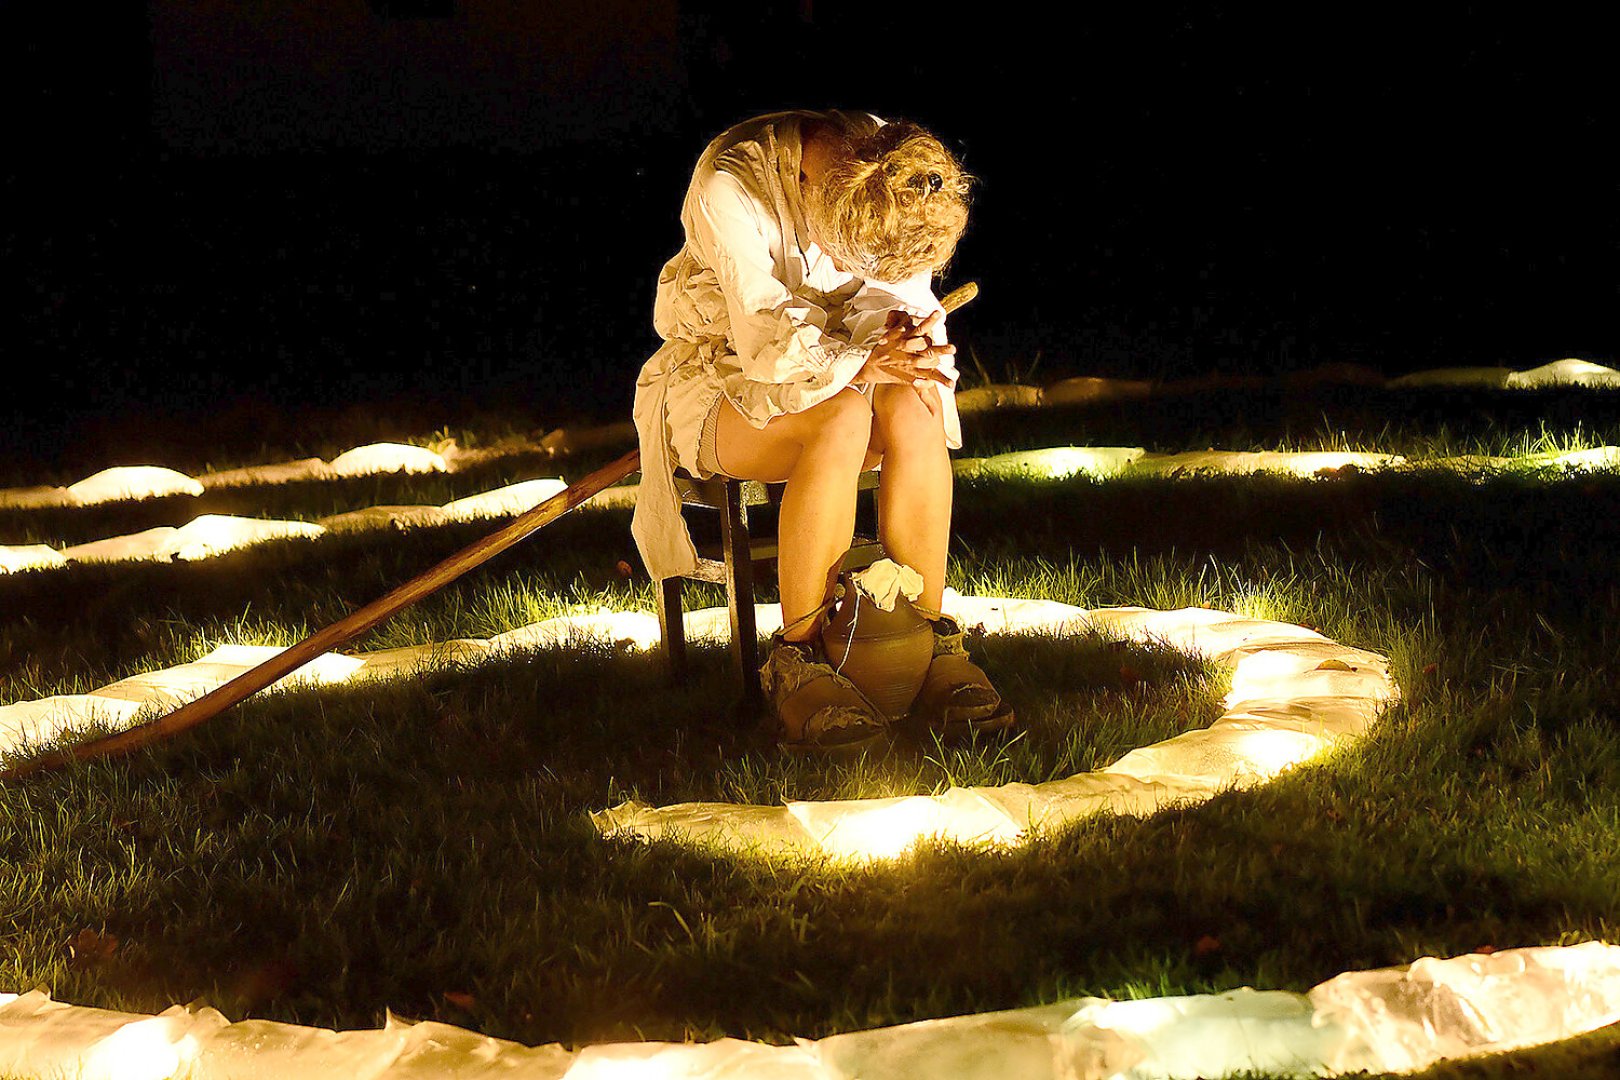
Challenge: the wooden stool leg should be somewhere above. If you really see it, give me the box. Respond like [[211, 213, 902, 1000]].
[[657, 575, 686, 680], [721, 481, 762, 711]]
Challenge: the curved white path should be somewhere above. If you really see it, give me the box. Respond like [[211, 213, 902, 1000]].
[[596, 596, 1397, 858], [1, 944, 1616, 1079], [5, 355, 1616, 514], [7, 442, 1617, 578], [0, 476, 572, 576], [2, 599, 1617, 1075], [0, 442, 454, 511]]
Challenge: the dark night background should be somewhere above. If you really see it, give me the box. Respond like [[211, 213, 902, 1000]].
[[5, 2, 1615, 455]]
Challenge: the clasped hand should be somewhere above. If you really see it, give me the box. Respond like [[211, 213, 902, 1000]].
[[854, 309, 956, 413]]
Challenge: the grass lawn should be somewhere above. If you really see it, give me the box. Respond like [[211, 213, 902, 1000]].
[[2, 386, 1619, 1077]]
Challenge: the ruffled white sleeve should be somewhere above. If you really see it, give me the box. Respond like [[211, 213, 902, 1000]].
[[685, 170, 873, 425]]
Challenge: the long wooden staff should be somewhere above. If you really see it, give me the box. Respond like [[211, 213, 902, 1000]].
[[0, 450, 641, 778], [2, 282, 979, 779]]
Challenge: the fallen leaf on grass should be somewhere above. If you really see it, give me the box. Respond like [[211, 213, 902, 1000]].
[[443, 991, 477, 1012], [1193, 934, 1222, 957]]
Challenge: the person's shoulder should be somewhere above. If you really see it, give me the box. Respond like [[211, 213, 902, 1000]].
[[703, 113, 784, 162], [700, 113, 794, 196], [691, 109, 821, 206], [715, 109, 818, 141]]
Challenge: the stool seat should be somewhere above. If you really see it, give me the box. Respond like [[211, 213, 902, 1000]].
[[659, 470, 884, 712]]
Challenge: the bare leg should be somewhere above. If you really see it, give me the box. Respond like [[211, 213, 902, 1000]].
[[868, 385, 952, 613], [713, 390, 873, 641]]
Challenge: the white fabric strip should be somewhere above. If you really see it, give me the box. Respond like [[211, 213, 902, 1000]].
[[2, 601, 1615, 1075], [4, 357, 1617, 513], [593, 597, 1398, 858], [9, 444, 1617, 578], [2, 943, 1617, 1079]]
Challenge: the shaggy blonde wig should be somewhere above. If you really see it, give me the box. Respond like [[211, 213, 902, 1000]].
[[804, 114, 972, 283]]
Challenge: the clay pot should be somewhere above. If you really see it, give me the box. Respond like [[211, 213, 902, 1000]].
[[820, 573, 933, 720]]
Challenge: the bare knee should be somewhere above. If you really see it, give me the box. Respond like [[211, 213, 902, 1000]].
[[796, 389, 873, 453], [872, 385, 944, 448]]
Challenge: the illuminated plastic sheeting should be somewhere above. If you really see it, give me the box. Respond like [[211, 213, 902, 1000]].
[[789, 787, 1030, 859], [490, 610, 664, 652], [1056, 989, 1339, 1079], [1387, 367, 1514, 389], [1309, 941, 1620, 1073], [955, 446, 1145, 480], [526, 447, 1620, 507], [7, 357, 1620, 512], [198, 457, 336, 488], [169, 515, 328, 560], [329, 443, 449, 476], [564, 1038, 824, 1079], [0, 444, 454, 512], [0, 646, 362, 757], [0, 545, 66, 574], [66, 466, 204, 505], [1402, 446, 1620, 474], [944, 593, 1095, 636], [1387, 358, 1620, 391], [3, 479, 570, 575], [89, 644, 363, 709], [592, 599, 1398, 858], [0, 696, 147, 752], [0, 993, 575, 1080], [815, 998, 1088, 1080], [4, 944, 1619, 1079], [0, 992, 181, 1080], [0, 599, 766, 760], [352, 640, 495, 681], [583, 483, 642, 510], [1504, 358, 1620, 388], [58, 525, 180, 564], [0, 467, 195, 512], [7, 441, 1617, 578], [952, 447, 1406, 483], [1042, 374, 1154, 405], [1126, 450, 1401, 477], [952, 382, 1045, 412], [58, 516, 326, 564], [318, 505, 454, 533], [439, 478, 568, 521], [0, 593, 1374, 803], [317, 477, 566, 533], [1550, 446, 1620, 470], [0, 487, 66, 511]]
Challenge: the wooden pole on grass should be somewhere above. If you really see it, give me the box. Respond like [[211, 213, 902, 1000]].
[[1, 448, 643, 779]]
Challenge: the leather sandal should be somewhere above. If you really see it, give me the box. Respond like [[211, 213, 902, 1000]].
[[759, 633, 890, 756], [910, 615, 1016, 740]]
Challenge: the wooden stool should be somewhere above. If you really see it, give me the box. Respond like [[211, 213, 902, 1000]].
[[659, 470, 885, 709]]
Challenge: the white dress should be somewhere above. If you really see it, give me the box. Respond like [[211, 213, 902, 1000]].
[[631, 109, 964, 581]]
